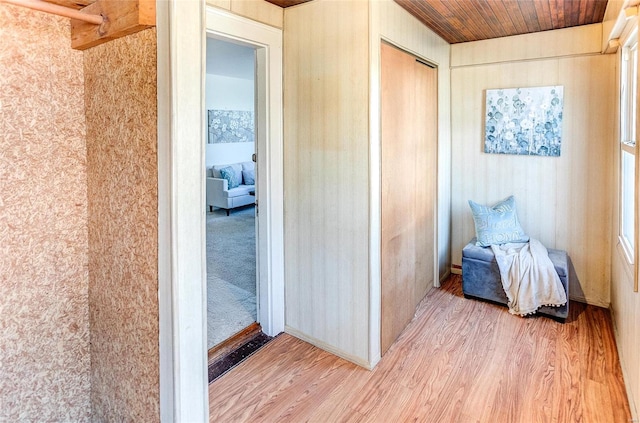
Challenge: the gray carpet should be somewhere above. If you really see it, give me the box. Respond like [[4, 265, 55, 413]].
[[207, 205, 257, 349]]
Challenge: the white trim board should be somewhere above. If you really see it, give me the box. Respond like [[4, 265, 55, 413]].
[[157, 0, 208, 421], [158, 4, 284, 422], [205, 6, 285, 337]]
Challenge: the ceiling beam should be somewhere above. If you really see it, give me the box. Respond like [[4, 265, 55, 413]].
[[71, 0, 155, 50], [42, 0, 94, 10]]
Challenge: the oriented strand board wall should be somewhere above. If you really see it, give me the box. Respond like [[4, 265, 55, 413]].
[[450, 25, 616, 307], [84, 28, 159, 421], [284, 0, 371, 366], [0, 4, 90, 421]]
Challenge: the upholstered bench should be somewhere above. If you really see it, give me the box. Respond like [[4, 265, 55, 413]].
[[461, 238, 570, 322]]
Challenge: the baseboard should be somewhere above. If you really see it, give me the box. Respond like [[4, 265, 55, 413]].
[[568, 294, 609, 309], [450, 264, 462, 275], [284, 326, 374, 370], [438, 269, 451, 286], [609, 306, 639, 422]]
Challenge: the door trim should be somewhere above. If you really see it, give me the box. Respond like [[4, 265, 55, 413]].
[[157, 1, 208, 422], [205, 6, 284, 338], [157, 4, 284, 422]]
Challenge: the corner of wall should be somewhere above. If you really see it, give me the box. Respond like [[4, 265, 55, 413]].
[[84, 27, 160, 422]]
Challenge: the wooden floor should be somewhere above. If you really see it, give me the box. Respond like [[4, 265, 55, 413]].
[[209, 275, 631, 422]]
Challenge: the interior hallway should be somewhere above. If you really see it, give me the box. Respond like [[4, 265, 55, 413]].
[[209, 275, 631, 422]]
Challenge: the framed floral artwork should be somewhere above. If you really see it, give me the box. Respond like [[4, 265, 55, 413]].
[[208, 109, 255, 144], [484, 86, 564, 156]]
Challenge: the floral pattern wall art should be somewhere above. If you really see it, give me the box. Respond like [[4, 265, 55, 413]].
[[208, 109, 255, 144], [485, 86, 564, 156]]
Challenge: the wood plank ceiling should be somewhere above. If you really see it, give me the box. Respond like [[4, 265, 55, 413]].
[[45, 0, 608, 45], [266, 0, 608, 44], [395, 0, 609, 43]]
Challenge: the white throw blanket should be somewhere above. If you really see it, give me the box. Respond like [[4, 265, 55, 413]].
[[491, 238, 567, 316]]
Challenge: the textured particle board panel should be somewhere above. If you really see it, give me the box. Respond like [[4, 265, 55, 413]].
[[0, 4, 90, 422], [84, 28, 159, 421]]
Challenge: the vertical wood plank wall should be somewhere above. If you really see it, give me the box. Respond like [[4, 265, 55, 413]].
[[380, 43, 437, 353], [85, 29, 160, 421], [206, 0, 283, 29], [283, 0, 450, 367], [0, 5, 90, 421], [450, 24, 616, 307], [283, 0, 371, 365]]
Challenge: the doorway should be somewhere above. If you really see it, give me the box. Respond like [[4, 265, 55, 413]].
[[205, 37, 258, 350], [204, 8, 284, 343], [380, 41, 438, 354], [157, 5, 285, 420]]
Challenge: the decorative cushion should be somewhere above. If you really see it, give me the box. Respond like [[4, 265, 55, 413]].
[[212, 163, 243, 180], [468, 195, 529, 247], [219, 166, 241, 189], [242, 169, 255, 185], [211, 166, 223, 179]]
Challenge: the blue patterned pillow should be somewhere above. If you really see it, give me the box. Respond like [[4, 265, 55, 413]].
[[468, 196, 529, 247], [219, 166, 241, 189]]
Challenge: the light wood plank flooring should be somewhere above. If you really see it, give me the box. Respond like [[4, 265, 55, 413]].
[[209, 275, 631, 422]]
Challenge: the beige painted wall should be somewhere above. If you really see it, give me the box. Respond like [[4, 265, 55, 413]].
[[207, 0, 283, 28], [0, 5, 90, 421], [283, 0, 371, 366], [451, 24, 616, 307], [85, 29, 159, 421]]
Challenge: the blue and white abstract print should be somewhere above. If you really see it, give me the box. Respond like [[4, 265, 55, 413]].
[[208, 109, 255, 144], [485, 86, 563, 157]]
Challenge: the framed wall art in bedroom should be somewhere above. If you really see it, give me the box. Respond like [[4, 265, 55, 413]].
[[484, 85, 564, 157]]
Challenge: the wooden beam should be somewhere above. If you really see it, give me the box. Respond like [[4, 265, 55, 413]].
[[71, 0, 155, 50], [0, 0, 103, 24], [42, 0, 95, 10]]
